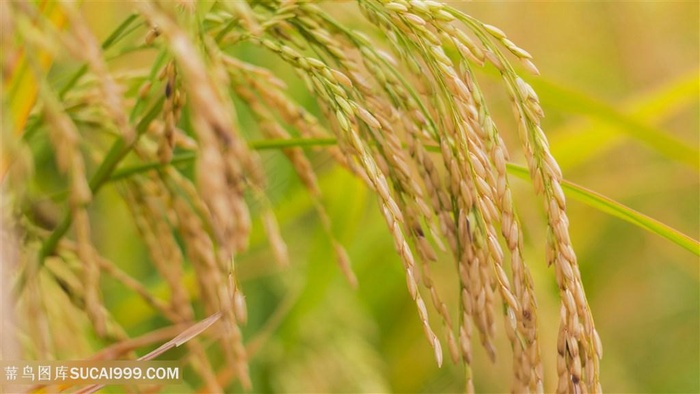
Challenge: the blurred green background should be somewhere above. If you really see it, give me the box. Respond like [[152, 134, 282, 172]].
[[22, 2, 700, 393]]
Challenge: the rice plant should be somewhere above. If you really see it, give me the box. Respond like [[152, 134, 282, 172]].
[[1, 1, 697, 393]]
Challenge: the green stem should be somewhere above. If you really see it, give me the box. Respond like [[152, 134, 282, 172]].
[[109, 138, 337, 182], [22, 13, 140, 142], [105, 138, 699, 257], [49, 98, 164, 256], [14, 98, 164, 297], [62, 13, 140, 97], [24, 134, 697, 299]]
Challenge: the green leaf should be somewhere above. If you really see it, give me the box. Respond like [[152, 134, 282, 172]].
[[548, 71, 700, 169], [506, 162, 700, 256], [529, 76, 699, 169]]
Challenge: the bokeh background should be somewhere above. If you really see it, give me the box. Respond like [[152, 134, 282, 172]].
[[8, 2, 700, 393]]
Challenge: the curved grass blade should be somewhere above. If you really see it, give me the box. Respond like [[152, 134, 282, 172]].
[[549, 71, 700, 169], [528, 76, 699, 169], [506, 162, 700, 256]]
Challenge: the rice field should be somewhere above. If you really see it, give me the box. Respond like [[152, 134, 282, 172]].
[[1, 1, 698, 393]]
